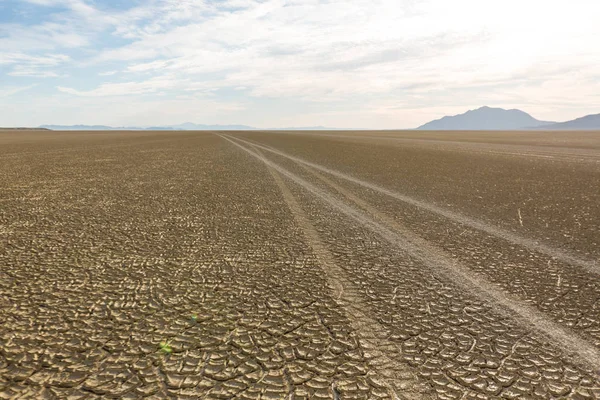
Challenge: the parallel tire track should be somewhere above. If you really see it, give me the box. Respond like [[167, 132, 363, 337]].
[[220, 133, 600, 373], [253, 146, 435, 400], [230, 135, 599, 275]]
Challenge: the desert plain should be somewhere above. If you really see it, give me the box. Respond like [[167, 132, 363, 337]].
[[1, 129, 600, 399]]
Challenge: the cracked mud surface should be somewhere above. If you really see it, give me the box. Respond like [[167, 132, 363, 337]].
[[1, 130, 599, 399]]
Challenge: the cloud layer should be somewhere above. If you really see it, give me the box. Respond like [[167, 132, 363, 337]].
[[1, 0, 599, 128]]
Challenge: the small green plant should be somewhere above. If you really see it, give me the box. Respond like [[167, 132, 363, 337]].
[[159, 341, 172, 354], [191, 314, 198, 323]]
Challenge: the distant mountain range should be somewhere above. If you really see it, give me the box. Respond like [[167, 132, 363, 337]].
[[40, 123, 256, 131], [14, 109, 600, 131], [39, 123, 337, 131], [0, 127, 50, 131], [417, 106, 600, 130]]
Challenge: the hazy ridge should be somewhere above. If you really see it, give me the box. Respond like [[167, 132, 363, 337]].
[[38, 123, 338, 131], [5, 108, 599, 131]]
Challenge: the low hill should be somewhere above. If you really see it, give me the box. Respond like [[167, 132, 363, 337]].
[[40, 125, 117, 130], [0, 127, 50, 130], [38, 124, 337, 131], [39, 124, 256, 131], [540, 114, 600, 130]]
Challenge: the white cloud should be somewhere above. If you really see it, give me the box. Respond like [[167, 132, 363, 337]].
[[0, 84, 37, 97], [2, 0, 600, 127], [8, 69, 60, 78], [0, 52, 70, 78], [126, 60, 172, 73], [88, 0, 600, 106], [0, 21, 89, 52], [0, 53, 70, 66], [57, 78, 180, 97]]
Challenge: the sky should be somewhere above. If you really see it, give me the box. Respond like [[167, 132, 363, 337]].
[[1, 0, 599, 129]]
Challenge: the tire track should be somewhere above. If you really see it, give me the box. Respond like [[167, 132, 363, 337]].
[[251, 146, 435, 399], [262, 131, 600, 164], [229, 135, 599, 275], [220, 133, 600, 373]]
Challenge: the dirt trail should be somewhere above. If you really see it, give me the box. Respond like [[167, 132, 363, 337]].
[[230, 135, 599, 275], [253, 146, 434, 399], [221, 134, 600, 373]]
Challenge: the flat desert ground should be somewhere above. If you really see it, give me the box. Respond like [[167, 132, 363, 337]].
[[1, 129, 600, 399]]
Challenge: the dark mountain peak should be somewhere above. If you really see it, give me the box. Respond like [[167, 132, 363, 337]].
[[417, 107, 555, 130]]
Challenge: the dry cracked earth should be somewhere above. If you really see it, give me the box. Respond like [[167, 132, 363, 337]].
[[1, 129, 600, 399]]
